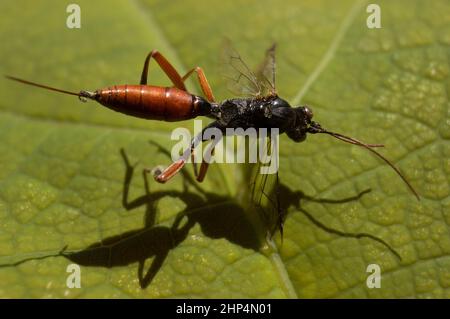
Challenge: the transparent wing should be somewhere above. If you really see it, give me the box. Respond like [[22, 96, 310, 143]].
[[255, 43, 277, 96], [220, 39, 261, 97], [220, 40, 277, 98], [249, 135, 284, 236]]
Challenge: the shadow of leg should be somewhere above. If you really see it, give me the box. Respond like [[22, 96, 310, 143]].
[[278, 184, 401, 260], [298, 207, 401, 260], [138, 252, 168, 289]]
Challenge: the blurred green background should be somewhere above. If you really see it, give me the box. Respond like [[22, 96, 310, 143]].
[[0, 0, 449, 298]]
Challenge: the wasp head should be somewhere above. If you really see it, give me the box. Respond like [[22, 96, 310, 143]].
[[286, 106, 314, 142]]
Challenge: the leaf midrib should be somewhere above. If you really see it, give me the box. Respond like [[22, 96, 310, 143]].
[[290, 0, 367, 105]]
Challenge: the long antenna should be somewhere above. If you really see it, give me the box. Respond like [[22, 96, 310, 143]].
[[4, 75, 96, 101], [308, 121, 420, 201]]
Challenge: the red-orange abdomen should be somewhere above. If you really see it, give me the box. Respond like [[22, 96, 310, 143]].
[[95, 85, 199, 121]]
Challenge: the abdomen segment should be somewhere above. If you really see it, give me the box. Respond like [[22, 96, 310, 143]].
[[95, 85, 197, 121]]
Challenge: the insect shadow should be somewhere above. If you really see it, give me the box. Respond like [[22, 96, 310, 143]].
[[0, 144, 398, 287], [62, 143, 399, 288], [276, 186, 401, 260], [62, 146, 262, 288]]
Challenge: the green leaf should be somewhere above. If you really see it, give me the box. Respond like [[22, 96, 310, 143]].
[[0, 0, 449, 298]]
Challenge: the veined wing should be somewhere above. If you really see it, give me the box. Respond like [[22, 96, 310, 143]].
[[249, 133, 284, 237], [255, 43, 277, 96], [220, 40, 277, 98]]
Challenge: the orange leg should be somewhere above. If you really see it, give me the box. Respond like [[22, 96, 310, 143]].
[[156, 143, 214, 183], [189, 126, 223, 182], [140, 54, 218, 183], [195, 144, 216, 182], [140, 50, 186, 90], [151, 124, 223, 184], [149, 158, 187, 183], [182, 66, 216, 179], [196, 161, 210, 182], [189, 140, 217, 183], [150, 132, 202, 183], [181, 67, 216, 102]]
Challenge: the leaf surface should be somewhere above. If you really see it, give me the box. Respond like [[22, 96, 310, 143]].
[[0, 0, 448, 298]]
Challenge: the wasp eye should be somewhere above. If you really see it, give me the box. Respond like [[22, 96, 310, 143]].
[[302, 106, 313, 121]]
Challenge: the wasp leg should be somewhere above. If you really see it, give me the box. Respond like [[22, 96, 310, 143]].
[[150, 122, 223, 183], [190, 123, 224, 182], [190, 137, 221, 182], [196, 144, 216, 182], [149, 131, 203, 183], [150, 158, 186, 183], [181, 67, 216, 102], [140, 50, 186, 90]]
